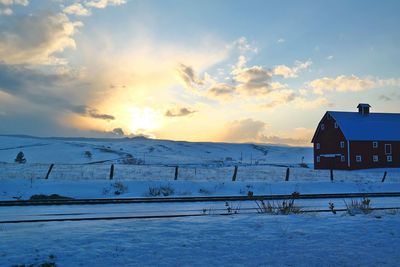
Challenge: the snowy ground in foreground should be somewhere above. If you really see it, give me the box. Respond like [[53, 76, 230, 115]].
[[1, 212, 400, 267]]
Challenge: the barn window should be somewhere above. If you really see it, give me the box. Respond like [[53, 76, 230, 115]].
[[385, 144, 392, 155], [373, 155, 379, 162], [316, 143, 320, 150], [356, 155, 362, 162], [321, 124, 325, 130], [316, 156, 320, 163], [334, 122, 338, 128], [341, 155, 345, 162], [373, 141, 378, 148], [387, 155, 393, 162], [340, 141, 345, 148]]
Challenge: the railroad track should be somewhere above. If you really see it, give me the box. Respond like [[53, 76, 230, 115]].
[[1, 206, 400, 224], [1, 192, 400, 206]]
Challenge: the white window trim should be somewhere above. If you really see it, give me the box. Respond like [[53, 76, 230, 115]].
[[385, 144, 392, 155], [373, 155, 379, 162], [316, 143, 320, 150], [356, 155, 362, 162], [334, 122, 338, 128], [387, 155, 393, 162], [316, 156, 320, 163], [341, 155, 345, 162], [373, 141, 378, 148], [340, 141, 345, 148]]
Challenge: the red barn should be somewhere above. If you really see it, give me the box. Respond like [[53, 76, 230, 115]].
[[311, 104, 400, 170]]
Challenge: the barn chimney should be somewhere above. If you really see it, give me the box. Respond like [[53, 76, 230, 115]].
[[357, 103, 371, 115]]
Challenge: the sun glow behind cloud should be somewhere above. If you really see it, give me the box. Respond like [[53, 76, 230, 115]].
[[128, 107, 162, 135], [1, 1, 400, 146]]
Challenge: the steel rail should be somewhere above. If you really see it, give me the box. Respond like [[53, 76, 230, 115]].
[[1, 192, 400, 206]]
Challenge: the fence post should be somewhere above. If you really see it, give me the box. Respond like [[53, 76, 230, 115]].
[[330, 169, 334, 182], [109, 164, 114, 180], [285, 168, 290, 181], [381, 171, 387, 183], [174, 166, 179, 180], [232, 165, 238, 181], [45, 164, 54, 180]]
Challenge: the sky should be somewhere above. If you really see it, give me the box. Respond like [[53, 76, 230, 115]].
[[0, 0, 399, 146]]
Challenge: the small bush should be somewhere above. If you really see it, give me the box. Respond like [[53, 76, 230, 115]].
[[199, 188, 212, 195], [344, 197, 371, 215], [102, 182, 128, 196], [121, 156, 143, 165], [84, 151, 92, 158], [255, 198, 302, 215], [148, 187, 161, 196], [160, 185, 174, 196], [225, 202, 240, 214], [329, 202, 336, 214], [15, 151, 27, 164], [113, 181, 128, 195], [147, 185, 175, 197]]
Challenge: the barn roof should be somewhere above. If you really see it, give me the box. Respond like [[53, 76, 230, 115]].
[[327, 111, 400, 141]]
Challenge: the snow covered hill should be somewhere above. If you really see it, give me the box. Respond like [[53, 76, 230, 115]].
[[0, 135, 313, 165]]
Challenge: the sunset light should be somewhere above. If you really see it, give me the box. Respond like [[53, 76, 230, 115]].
[[1, 1, 400, 266]]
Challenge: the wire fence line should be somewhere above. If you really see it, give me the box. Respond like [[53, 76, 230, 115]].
[[0, 162, 399, 183]]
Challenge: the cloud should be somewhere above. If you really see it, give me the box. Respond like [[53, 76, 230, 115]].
[[307, 75, 400, 94], [379, 94, 392, 101], [86, 108, 115, 120], [0, 12, 82, 65], [0, 0, 28, 6], [176, 63, 205, 90], [260, 89, 297, 109], [273, 60, 312, 78], [233, 66, 273, 95], [207, 83, 236, 99], [230, 36, 258, 54], [110, 127, 124, 136], [259, 127, 314, 146], [165, 107, 196, 117], [0, 7, 12, 15], [63, 3, 91, 16], [222, 119, 313, 146], [223, 118, 267, 142], [326, 55, 334, 60], [62, 0, 127, 17], [0, 63, 115, 121], [277, 38, 285, 43], [85, 0, 126, 9]]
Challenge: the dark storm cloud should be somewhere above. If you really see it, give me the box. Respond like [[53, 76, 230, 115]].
[[0, 63, 115, 121]]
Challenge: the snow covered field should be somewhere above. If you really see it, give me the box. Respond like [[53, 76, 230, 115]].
[[0, 135, 312, 165], [1, 135, 400, 266], [1, 212, 400, 267]]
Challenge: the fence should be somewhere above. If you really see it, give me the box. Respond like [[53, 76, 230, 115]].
[[0, 162, 399, 183]]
